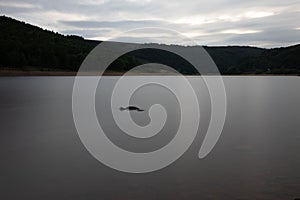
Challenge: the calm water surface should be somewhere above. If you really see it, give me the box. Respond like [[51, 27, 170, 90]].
[[0, 76, 299, 200]]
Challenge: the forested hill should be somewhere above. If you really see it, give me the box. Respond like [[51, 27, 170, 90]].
[[1, 15, 299, 75], [0, 16, 99, 71], [205, 45, 300, 74]]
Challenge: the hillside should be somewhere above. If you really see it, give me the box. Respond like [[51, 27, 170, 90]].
[[0, 16, 299, 75], [0, 16, 99, 71]]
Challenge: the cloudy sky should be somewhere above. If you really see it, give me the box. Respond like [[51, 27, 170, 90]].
[[1, 0, 300, 47]]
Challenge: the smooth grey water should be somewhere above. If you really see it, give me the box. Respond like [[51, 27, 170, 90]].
[[0, 76, 299, 200]]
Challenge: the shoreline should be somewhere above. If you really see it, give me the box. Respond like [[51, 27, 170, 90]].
[[0, 70, 299, 77]]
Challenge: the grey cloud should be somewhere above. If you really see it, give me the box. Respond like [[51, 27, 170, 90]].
[[60, 19, 170, 29], [0, 5, 38, 14]]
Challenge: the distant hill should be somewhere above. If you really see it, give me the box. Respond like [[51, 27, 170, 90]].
[[0, 16, 299, 75], [205, 45, 300, 74]]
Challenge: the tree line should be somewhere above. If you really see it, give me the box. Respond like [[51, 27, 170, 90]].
[[1, 16, 299, 75]]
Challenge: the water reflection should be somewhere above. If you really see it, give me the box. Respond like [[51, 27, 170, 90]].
[[0, 76, 299, 199]]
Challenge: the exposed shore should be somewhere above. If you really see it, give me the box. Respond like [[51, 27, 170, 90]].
[[0, 70, 179, 76], [0, 69, 299, 76]]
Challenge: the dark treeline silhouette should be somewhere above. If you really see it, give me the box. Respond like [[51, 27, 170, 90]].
[[1, 16, 299, 75], [205, 45, 300, 74], [0, 16, 99, 71]]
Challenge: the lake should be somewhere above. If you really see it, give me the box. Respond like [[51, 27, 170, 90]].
[[0, 76, 299, 200]]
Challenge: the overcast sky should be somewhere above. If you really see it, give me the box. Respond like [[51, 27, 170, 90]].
[[1, 0, 300, 47]]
